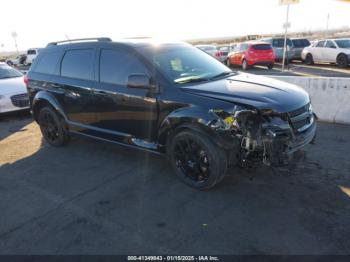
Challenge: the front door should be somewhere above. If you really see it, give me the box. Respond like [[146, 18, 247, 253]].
[[92, 47, 158, 142]]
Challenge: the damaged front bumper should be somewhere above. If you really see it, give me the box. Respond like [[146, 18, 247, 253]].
[[212, 103, 317, 167]]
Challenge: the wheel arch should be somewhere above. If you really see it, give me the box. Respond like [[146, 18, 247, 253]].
[[32, 91, 67, 122], [158, 107, 235, 153], [336, 52, 348, 61]]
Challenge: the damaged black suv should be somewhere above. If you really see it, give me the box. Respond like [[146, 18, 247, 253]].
[[26, 37, 317, 190]]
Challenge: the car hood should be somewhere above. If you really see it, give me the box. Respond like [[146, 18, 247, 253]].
[[180, 72, 310, 113], [0, 76, 27, 95]]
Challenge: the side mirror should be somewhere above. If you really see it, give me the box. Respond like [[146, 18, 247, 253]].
[[330, 46, 337, 49], [127, 74, 151, 89]]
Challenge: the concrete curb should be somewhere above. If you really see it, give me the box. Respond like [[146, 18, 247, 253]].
[[270, 76, 350, 125]]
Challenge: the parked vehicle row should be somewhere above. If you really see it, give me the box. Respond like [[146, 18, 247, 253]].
[[196, 37, 349, 70], [26, 37, 316, 190], [5, 48, 40, 66]]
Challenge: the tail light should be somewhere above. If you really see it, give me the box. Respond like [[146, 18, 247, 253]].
[[23, 75, 29, 86], [214, 51, 222, 58]]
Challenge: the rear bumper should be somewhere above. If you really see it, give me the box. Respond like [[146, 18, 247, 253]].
[[248, 60, 274, 66], [0, 93, 30, 113]]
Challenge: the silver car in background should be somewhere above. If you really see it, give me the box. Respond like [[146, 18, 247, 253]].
[[195, 44, 217, 56], [217, 45, 231, 63], [261, 37, 295, 63], [291, 38, 311, 61]]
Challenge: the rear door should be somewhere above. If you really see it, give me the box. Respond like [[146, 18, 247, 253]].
[[93, 47, 158, 141], [323, 40, 338, 63], [58, 48, 97, 126]]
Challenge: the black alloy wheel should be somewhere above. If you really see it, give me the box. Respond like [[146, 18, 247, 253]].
[[38, 106, 69, 146], [168, 130, 227, 190]]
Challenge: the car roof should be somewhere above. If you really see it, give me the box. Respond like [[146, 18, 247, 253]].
[[245, 41, 271, 45], [43, 37, 188, 51]]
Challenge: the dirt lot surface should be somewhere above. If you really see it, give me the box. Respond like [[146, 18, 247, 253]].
[[0, 113, 350, 254]]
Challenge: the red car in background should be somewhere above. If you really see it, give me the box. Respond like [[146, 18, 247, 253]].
[[226, 42, 275, 70]]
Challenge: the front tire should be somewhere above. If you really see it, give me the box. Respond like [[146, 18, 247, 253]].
[[305, 53, 314, 65], [168, 130, 227, 190], [38, 106, 69, 147], [226, 58, 231, 67], [337, 54, 348, 68]]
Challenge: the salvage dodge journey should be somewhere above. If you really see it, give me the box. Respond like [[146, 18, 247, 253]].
[[26, 37, 317, 190]]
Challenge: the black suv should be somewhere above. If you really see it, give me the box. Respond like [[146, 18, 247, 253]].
[[26, 37, 317, 190]]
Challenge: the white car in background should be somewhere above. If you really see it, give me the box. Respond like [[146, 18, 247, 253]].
[[301, 38, 350, 67], [0, 63, 29, 113], [26, 48, 40, 65]]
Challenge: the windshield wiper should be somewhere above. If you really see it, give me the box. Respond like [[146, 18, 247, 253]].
[[174, 76, 209, 84], [209, 71, 236, 80]]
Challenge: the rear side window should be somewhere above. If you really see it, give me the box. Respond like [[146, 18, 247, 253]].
[[61, 49, 95, 80], [99, 49, 148, 85], [252, 44, 271, 50], [33, 52, 61, 75], [291, 39, 310, 48], [27, 49, 37, 55], [316, 41, 325, 47]]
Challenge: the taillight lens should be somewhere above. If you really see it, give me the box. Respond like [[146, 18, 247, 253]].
[[214, 51, 222, 58], [23, 75, 29, 86]]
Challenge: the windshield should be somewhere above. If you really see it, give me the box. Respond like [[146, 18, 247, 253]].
[[335, 39, 350, 48], [252, 44, 272, 50], [142, 44, 233, 84], [0, 64, 23, 79]]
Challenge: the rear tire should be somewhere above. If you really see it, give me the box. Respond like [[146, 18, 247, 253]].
[[168, 130, 227, 190], [305, 53, 314, 65], [38, 106, 70, 147], [337, 54, 348, 68], [267, 64, 274, 70], [242, 59, 249, 70]]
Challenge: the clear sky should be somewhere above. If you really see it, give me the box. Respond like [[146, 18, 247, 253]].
[[0, 0, 349, 51]]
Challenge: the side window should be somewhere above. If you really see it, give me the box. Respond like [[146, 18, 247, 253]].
[[33, 52, 62, 75], [325, 41, 336, 48], [316, 41, 325, 48], [99, 49, 149, 85], [61, 49, 95, 80]]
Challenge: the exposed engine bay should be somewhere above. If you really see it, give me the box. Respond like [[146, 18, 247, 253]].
[[210, 103, 317, 167]]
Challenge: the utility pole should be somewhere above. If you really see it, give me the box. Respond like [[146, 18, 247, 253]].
[[11, 31, 19, 54], [279, 0, 299, 72], [281, 4, 290, 72], [326, 13, 330, 38]]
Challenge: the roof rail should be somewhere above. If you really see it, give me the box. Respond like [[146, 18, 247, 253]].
[[46, 37, 112, 47]]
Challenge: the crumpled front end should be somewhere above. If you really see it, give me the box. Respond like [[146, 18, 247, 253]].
[[210, 102, 317, 166]]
